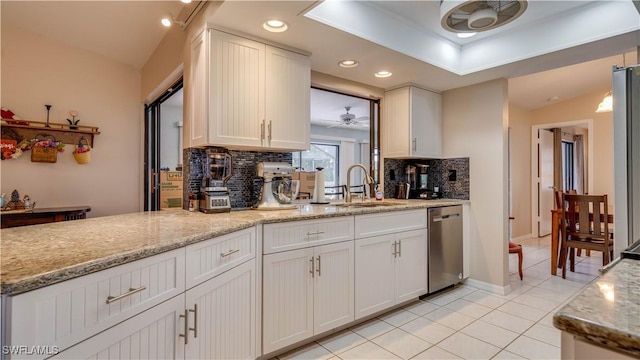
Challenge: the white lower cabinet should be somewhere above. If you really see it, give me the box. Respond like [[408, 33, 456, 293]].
[[355, 229, 428, 319], [262, 241, 354, 354], [50, 295, 186, 360], [185, 259, 256, 360]]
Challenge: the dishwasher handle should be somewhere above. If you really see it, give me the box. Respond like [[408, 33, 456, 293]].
[[432, 213, 461, 222]]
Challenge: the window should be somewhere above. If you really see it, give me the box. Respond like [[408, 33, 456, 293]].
[[562, 140, 574, 191], [292, 143, 339, 186]]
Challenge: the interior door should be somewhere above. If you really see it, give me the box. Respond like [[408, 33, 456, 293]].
[[538, 129, 554, 236]]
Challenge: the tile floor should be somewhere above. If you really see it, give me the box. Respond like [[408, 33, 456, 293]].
[[275, 235, 604, 360]]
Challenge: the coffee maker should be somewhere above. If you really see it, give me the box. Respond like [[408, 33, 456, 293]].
[[199, 153, 232, 213], [255, 162, 299, 210], [407, 163, 431, 199]]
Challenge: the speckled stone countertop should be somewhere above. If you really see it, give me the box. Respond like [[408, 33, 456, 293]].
[[553, 259, 640, 357], [1, 199, 464, 296]]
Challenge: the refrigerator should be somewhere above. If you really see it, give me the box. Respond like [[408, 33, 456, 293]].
[[613, 64, 640, 257]]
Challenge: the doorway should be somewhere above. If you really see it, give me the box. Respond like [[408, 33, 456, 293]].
[[144, 78, 184, 211], [531, 119, 593, 237]]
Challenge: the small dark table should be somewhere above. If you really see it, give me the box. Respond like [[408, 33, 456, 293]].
[[1, 206, 91, 228]]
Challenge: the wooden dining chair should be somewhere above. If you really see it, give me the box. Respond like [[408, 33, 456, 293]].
[[324, 185, 347, 200], [560, 194, 613, 279]]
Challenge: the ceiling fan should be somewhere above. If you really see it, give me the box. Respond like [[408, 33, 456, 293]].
[[327, 106, 369, 128], [441, 0, 528, 33]]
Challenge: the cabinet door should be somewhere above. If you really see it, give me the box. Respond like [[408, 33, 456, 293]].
[[394, 229, 428, 303], [382, 86, 411, 158], [411, 87, 442, 158], [354, 235, 395, 320], [209, 30, 265, 148], [185, 259, 256, 360], [50, 295, 185, 360], [262, 248, 314, 354], [265, 46, 310, 151], [189, 29, 208, 147], [313, 241, 354, 334]]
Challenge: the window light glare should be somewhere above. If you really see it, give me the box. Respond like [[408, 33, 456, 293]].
[[374, 71, 392, 78], [161, 17, 172, 27], [263, 19, 288, 32], [457, 32, 477, 38], [339, 60, 359, 68], [180, 0, 192, 3]]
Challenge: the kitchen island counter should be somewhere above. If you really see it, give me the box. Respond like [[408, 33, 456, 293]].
[[553, 258, 640, 358], [1, 199, 464, 295]]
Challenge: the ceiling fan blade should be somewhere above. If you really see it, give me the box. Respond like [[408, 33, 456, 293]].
[[355, 116, 370, 121]]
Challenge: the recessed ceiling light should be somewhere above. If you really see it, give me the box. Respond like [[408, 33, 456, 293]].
[[457, 32, 477, 39], [339, 60, 359, 68], [161, 17, 172, 27], [263, 19, 288, 32], [180, 0, 192, 3], [374, 71, 392, 78]]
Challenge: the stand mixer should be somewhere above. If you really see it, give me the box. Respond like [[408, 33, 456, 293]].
[[199, 153, 232, 213], [254, 162, 299, 210]]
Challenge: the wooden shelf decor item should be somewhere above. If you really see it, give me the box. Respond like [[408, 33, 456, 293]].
[[1, 119, 100, 147]]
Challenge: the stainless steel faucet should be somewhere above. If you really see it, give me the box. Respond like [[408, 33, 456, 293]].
[[346, 164, 374, 203]]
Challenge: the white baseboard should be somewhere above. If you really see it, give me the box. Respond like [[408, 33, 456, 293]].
[[510, 233, 533, 242], [465, 278, 512, 296]]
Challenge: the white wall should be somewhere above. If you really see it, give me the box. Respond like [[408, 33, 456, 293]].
[[509, 105, 532, 239], [443, 79, 510, 291], [1, 25, 142, 217]]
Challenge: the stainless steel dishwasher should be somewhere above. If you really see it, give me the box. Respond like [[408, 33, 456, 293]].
[[428, 205, 463, 293]]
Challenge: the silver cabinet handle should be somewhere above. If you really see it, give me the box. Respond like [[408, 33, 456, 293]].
[[306, 231, 325, 237], [106, 286, 147, 304], [309, 257, 315, 277], [179, 309, 189, 345], [398, 240, 402, 257], [392, 241, 398, 257], [268, 120, 272, 141], [189, 304, 198, 338], [316, 255, 321, 276], [261, 120, 265, 141], [220, 249, 239, 257], [412, 138, 417, 152]]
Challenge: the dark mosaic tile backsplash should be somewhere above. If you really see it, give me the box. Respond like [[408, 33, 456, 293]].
[[384, 158, 470, 200], [184, 147, 291, 210]]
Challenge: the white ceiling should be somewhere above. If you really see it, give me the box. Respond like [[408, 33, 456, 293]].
[[2, 1, 639, 110]]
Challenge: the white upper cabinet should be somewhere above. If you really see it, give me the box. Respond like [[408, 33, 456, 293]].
[[189, 28, 310, 151], [383, 86, 442, 159]]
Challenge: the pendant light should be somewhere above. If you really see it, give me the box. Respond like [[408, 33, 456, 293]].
[[596, 53, 626, 113]]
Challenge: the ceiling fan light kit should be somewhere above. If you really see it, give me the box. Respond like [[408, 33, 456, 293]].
[[440, 0, 528, 33]]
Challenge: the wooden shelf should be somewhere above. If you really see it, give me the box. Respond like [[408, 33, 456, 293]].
[[1, 119, 100, 147]]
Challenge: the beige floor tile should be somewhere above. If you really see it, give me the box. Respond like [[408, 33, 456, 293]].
[[505, 336, 561, 359], [538, 312, 556, 328], [460, 320, 519, 348], [411, 346, 461, 359], [423, 306, 476, 330], [350, 318, 395, 340], [525, 286, 573, 303], [371, 328, 431, 359], [497, 301, 548, 322], [511, 293, 562, 312], [339, 341, 400, 360], [278, 342, 334, 360], [481, 310, 535, 333], [317, 329, 367, 354], [403, 300, 440, 316], [523, 323, 561, 347], [462, 291, 509, 308], [424, 286, 476, 306], [400, 316, 456, 344], [437, 332, 501, 359], [378, 308, 420, 327], [491, 350, 527, 359], [444, 299, 493, 318]]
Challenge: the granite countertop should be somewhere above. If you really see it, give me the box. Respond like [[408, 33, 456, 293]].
[[1, 199, 464, 296], [553, 259, 640, 357]]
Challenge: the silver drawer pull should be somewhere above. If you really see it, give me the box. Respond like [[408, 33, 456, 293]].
[[106, 286, 147, 304], [306, 231, 325, 237], [309, 257, 315, 277], [220, 249, 240, 257], [189, 304, 198, 338], [179, 309, 189, 345]]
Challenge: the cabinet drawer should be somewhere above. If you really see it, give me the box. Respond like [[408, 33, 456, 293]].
[[9, 248, 185, 359], [185, 227, 256, 289], [355, 209, 427, 238], [263, 217, 354, 254]]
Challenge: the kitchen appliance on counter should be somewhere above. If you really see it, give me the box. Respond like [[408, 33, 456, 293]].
[[199, 153, 232, 213], [427, 205, 463, 293], [406, 163, 432, 199], [255, 162, 299, 210]]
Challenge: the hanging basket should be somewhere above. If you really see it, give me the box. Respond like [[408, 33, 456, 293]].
[[73, 137, 91, 165], [30, 134, 60, 163]]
